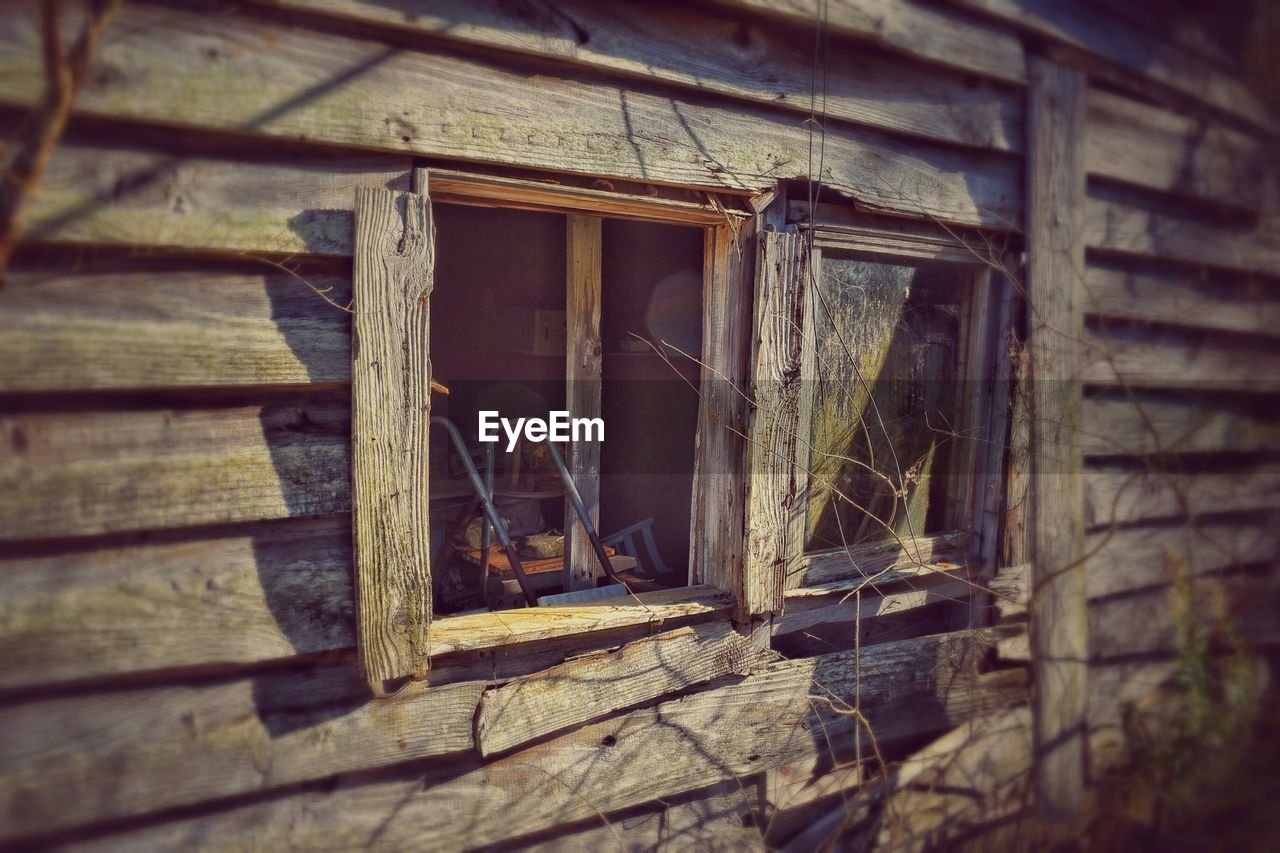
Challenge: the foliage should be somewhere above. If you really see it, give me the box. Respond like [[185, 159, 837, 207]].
[[1093, 551, 1277, 850]]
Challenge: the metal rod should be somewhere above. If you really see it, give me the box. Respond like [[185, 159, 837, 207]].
[[479, 442, 494, 582], [544, 440, 620, 584], [430, 417, 538, 606]]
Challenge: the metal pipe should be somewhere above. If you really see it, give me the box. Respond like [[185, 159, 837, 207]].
[[479, 442, 494, 582], [430, 417, 538, 606], [544, 440, 620, 584]]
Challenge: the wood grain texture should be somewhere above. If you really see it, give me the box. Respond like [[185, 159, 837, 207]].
[[1086, 521, 1280, 599], [994, 572, 1280, 661], [1084, 264, 1280, 340], [744, 231, 805, 614], [475, 623, 769, 756], [947, 0, 1277, 134], [351, 186, 434, 693], [1081, 326, 1280, 393], [19, 140, 409, 255], [428, 168, 739, 225], [1083, 466, 1280, 528], [996, 521, 1280, 612], [0, 516, 353, 690], [711, 0, 1027, 84], [0, 531, 736, 692], [690, 222, 755, 601], [0, 670, 483, 842], [0, 268, 351, 391], [0, 398, 351, 542], [63, 629, 1017, 852], [773, 579, 971, 647], [564, 215, 603, 591], [430, 586, 735, 656], [1025, 56, 1088, 821], [1087, 89, 1279, 215], [1079, 395, 1280, 457], [0, 2, 1022, 229], [794, 531, 971, 588], [274, 0, 1024, 153], [1086, 195, 1280, 278]]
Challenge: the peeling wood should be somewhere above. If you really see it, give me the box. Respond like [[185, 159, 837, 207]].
[[351, 186, 434, 691], [744, 231, 805, 614], [475, 623, 770, 757]]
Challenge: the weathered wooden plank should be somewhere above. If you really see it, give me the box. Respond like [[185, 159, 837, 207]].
[[998, 573, 1280, 663], [947, 0, 1278, 133], [0, 267, 351, 391], [0, 398, 351, 542], [1087, 90, 1280, 215], [276, 0, 1023, 153], [352, 187, 434, 692], [63, 629, 1017, 852], [19, 140, 409, 255], [521, 780, 765, 852], [710, 0, 1027, 84], [0, 518, 733, 689], [428, 168, 739, 225], [0, 2, 1022, 229], [564, 215, 603, 591], [476, 623, 769, 757], [1084, 264, 1280, 340], [690, 222, 755, 598], [790, 201, 1005, 265], [993, 522, 1280, 614], [1025, 56, 1088, 821], [1087, 196, 1280, 278], [1084, 466, 1280, 528], [793, 531, 970, 588], [773, 579, 971, 648], [0, 532, 737, 691], [1080, 395, 1280, 456], [0, 516, 354, 689], [1087, 521, 1280, 599], [744, 231, 805, 614], [0, 669, 483, 842], [1081, 325, 1280, 393], [430, 586, 736, 657]]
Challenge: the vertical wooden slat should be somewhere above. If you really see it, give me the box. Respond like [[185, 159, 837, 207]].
[[1026, 56, 1089, 821], [743, 230, 805, 615], [564, 214, 603, 591], [352, 186, 435, 695], [689, 220, 755, 597]]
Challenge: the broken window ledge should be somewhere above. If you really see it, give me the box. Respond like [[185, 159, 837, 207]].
[[428, 584, 735, 657]]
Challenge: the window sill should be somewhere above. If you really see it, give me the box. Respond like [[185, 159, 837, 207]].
[[428, 584, 735, 657]]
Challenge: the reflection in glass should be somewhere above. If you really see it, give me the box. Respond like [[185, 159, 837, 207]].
[[805, 254, 965, 552]]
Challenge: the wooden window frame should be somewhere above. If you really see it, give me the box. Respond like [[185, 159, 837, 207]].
[[352, 167, 754, 695], [759, 203, 1014, 601]]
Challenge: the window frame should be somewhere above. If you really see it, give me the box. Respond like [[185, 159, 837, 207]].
[[776, 202, 1013, 596], [352, 167, 754, 695]]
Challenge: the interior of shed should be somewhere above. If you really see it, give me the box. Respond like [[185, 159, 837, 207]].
[[428, 204, 703, 614]]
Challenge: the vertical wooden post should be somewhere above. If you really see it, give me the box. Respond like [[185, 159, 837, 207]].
[[564, 214, 603, 591], [743, 230, 805, 615], [689, 220, 755, 596], [1026, 56, 1089, 821], [352, 185, 435, 695]]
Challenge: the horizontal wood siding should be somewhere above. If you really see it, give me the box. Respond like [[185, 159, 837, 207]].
[[0, 0, 1275, 847]]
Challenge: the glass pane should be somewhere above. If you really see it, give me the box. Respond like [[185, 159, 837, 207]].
[[804, 253, 965, 552]]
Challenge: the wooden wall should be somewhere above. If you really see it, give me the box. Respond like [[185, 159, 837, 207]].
[[0, 0, 1275, 847]]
